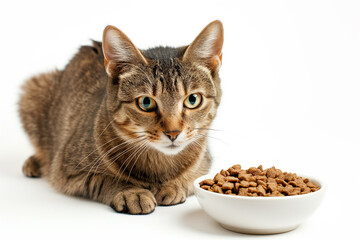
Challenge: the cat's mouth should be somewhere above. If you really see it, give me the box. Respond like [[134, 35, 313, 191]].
[[149, 140, 187, 155], [146, 131, 190, 155], [166, 143, 180, 149]]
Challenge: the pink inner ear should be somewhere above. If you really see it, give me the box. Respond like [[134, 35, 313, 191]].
[[183, 20, 223, 70]]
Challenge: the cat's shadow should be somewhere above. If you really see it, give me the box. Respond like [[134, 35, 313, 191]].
[[181, 209, 243, 237]]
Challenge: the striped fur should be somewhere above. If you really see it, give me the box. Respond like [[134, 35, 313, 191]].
[[19, 21, 223, 214]]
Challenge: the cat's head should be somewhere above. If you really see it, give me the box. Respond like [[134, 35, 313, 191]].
[[102, 20, 223, 155]]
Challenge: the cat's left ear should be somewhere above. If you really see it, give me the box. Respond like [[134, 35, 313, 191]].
[[102, 25, 148, 77], [183, 20, 224, 72]]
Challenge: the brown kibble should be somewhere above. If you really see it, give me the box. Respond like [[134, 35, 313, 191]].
[[213, 185, 223, 194], [234, 182, 241, 193], [222, 182, 234, 190], [256, 175, 267, 181], [201, 185, 211, 190], [239, 169, 247, 175], [257, 180, 267, 189], [249, 181, 257, 187], [270, 191, 284, 197], [276, 178, 288, 186], [266, 167, 277, 178], [225, 176, 239, 182], [199, 165, 320, 197], [240, 180, 249, 188], [248, 187, 258, 193], [282, 185, 294, 195], [289, 187, 301, 195], [228, 167, 240, 176], [277, 185, 285, 192], [301, 187, 311, 194], [310, 187, 319, 192], [220, 169, 227, 177], [306, 181, 317, 188], [268, 182, 277, 192], [257, 185, 266, 196], [228, 164, 242, 176], [200, 179, 214, 186], [238, 173, 256, 182], [247, 167, 262, 176], [277, 173, 285, 180], [238, 188, 248, 196], [275, 168, 282, 177], [285, 173, 296, 182], [295, 177, 304, 185], [288, 181, 298, 187], [217, 180, 224, 187], [232, 164, 241, 170], [214, 173, 225, 183], [247, 193, 258, 197]]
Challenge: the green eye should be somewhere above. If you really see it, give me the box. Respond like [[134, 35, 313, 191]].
[[184, 93, 202, 109], [137, 96, 157, 112]]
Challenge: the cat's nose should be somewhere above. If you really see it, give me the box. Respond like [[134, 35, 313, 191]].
[[164, 130, 181, 142]]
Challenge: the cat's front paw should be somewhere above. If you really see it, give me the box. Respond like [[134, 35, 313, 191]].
[[155, 184, 187, 206], [110, 188, 156, 215]]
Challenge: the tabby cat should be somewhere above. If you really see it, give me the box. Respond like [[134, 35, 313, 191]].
[[19, 20, 223, 214]]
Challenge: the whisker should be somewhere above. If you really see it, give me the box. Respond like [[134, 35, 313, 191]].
[[80, 136, 144, 173], [194, 127, 223, 132], [78, 139, 130, 171], [115, 140, 147, 185], [101, 137, 146, 173], [125, 143, 149, 182], [80, 140, 129, 189], [126, 131, 148, 136], [197, 132, 230, 146], [191, 139, 204, 149], [96, 118, 116, 140], [75, 136, 120, 170]]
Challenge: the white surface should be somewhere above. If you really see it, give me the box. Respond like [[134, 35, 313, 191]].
[[194, 174, 326, 234], [1, 0, 360, 239]]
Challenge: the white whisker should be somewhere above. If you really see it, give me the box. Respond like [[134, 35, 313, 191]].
[[126, 143, 150, 182]]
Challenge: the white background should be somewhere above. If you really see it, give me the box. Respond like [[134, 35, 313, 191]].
[[1, 0, 359, 239]]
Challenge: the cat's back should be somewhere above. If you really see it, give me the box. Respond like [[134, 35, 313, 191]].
[[60, 41, 106, 97], [19, 41, 107, 158]]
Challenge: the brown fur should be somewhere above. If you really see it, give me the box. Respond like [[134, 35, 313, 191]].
[[19, 21, 224, 214]]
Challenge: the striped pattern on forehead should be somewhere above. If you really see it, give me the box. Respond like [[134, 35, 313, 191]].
[[151, 59, 184, 96]]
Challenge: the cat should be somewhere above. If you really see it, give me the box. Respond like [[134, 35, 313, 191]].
[[19, 20, 224, 214]]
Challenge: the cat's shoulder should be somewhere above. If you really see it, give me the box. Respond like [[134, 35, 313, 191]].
[[76, 40, 104, 62], [64, 40, 105, 73]]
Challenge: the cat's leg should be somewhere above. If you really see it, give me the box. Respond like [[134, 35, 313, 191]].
[[110, 185, 156, 214], [52, 172, 156, 214], [23, 155, 42, 177], [22, 152, 49, 178], [154, 150, 212, 206], [153, 182, 188, 206]]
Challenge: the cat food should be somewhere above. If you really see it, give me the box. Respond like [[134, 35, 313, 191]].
[[199, 165, 320, 197]]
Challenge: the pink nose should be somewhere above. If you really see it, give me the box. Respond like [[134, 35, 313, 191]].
[[164, 130, 181, 142]]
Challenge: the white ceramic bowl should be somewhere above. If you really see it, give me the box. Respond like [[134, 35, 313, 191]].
[[193, 174, 326, 234]]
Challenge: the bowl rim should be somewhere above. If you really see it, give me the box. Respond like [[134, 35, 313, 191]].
[[193, 173, 326, 201]]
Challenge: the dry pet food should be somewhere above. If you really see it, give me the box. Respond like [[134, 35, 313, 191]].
[[199, 165, 320, 197]]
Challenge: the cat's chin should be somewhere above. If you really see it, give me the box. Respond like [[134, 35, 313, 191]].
[[149, 143, 186, 156]]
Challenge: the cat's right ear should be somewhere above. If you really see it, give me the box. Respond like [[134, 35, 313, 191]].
[[183, 20, 224, 72], [102, 25, 148, 77]]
